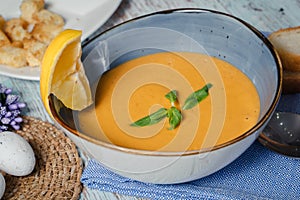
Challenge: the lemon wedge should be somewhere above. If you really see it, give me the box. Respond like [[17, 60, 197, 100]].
[[40, 29, 93, 116]]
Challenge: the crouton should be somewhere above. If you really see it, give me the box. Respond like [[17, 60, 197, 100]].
[[0, 30, 11, 46], [23, 38, 47, 63], [33, 9, 64, 27], [0, 0, 64, 68], [11, 41, 23, 48], [4, 18, 31, 42], [31, 23, 63, 44], [0, 46, 28, 67], [25, 51, 40, 66], [0, 15, 6, 30], [20, 0, 45, 23]]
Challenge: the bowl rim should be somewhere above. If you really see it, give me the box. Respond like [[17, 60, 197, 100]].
[[51, 8, 283, 156]]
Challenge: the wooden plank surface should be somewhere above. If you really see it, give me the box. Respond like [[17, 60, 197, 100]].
[[1, 0, 300, 199]]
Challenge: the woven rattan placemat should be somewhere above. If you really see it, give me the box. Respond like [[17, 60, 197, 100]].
[[2, 116, 82, 200]]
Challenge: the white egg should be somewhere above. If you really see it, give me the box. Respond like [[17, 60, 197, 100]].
[[0, 173, 5, 199], [0, 131, 36, 176]]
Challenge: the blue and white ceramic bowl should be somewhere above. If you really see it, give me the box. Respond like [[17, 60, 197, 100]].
[[49, 8, 282, 184]]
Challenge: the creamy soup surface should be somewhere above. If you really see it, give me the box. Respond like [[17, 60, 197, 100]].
[[77, 52, 260, 152]]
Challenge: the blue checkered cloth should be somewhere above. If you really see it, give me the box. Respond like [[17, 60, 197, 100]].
[[81, 94, 300, 199]]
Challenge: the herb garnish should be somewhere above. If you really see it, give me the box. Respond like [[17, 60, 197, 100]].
[[130, 90, 182, 129], [182, 83, 212, 110], [130, 108, 168, 127], [165, 90, 182, 130], [130, 83, 212, 130], [167, 106, 182, 130], [165, 90, 177, 106]]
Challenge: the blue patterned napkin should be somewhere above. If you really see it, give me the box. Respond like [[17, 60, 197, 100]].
[[81, 94, 300, 199]]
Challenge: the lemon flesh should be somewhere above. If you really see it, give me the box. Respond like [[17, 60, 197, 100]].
[[40, 29, 93, 116]]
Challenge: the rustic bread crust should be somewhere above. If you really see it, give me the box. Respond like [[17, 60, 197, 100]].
[[282, 71, 300, 93], [268, 26, 300, 72], [268, 26, 300, 93]]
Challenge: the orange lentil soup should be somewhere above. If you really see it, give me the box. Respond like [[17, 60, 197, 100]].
[[77, 52, 260, 152]]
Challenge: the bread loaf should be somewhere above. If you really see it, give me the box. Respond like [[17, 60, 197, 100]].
[[268, 26, 300, 93], [282, 71, 300, 93]]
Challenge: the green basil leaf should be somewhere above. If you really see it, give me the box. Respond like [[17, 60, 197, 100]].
[[167, 107, 182, 130], [182, 83, 212, 110], [165, 90, 178, 104], [130, 108, 168, 127]]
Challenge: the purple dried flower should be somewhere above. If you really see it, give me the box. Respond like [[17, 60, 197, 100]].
[[8, 104, 18, 110], [14, 117, 23, 123], [17, 102, 26, 108], [0, 84, 26, 132], [5, 111, 12, 118], [0, 125, 7, 131], [1, 117, 10, 124], [12, 124, 20, 130], [6, 94, 19, 105]]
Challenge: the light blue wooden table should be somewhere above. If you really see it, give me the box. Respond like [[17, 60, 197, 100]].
[[1, 0, 299, 199]]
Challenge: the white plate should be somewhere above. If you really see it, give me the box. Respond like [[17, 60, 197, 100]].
[[0, 0, 122, 81]]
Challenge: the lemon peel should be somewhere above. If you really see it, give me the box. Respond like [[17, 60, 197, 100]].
[[40, 29, 92, 116]]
